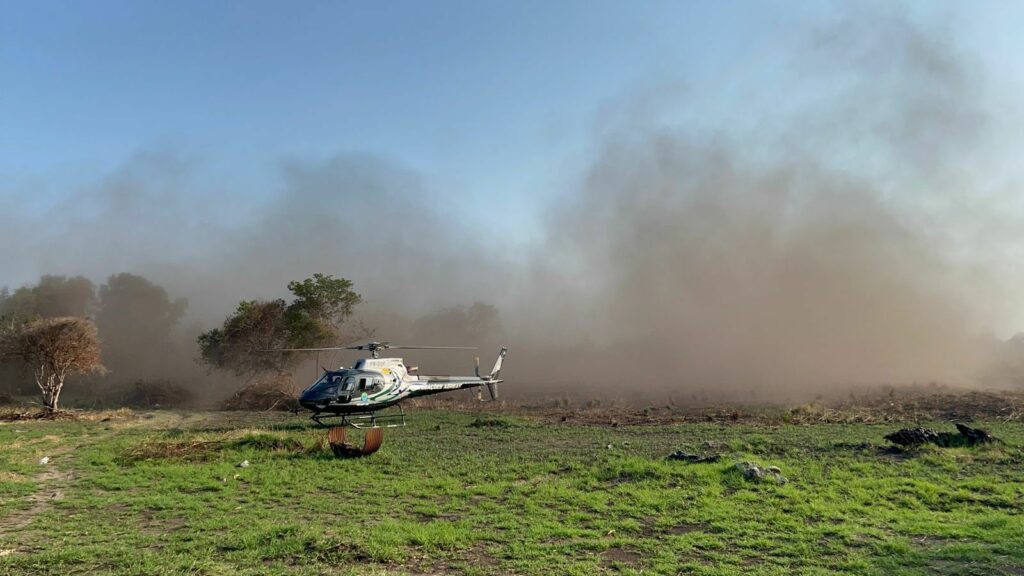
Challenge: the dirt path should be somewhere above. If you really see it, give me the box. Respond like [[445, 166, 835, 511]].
[[0, 448, 77, 556], [0, 465, 72, 533]]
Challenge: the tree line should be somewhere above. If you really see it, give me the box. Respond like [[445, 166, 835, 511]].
[[0, 273, 502, 412], [0, 273, 187, 410]]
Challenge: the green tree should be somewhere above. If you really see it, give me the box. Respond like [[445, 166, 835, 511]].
[[198, 275, 363, 376], [287, 273, 362, 330], [198, 299, 290, 376], [0, 276, 97, 397]]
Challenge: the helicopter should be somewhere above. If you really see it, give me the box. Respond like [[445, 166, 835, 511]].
[[272, 341, 507, 433]]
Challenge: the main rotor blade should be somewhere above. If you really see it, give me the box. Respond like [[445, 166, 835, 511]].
[[260, 347, 351, 352], [262, 343, 478, 353], [388, 346, 477, 350], [343, 341, 392, 350]]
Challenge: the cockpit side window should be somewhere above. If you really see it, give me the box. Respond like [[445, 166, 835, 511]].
[[342, 376, 356, 391]]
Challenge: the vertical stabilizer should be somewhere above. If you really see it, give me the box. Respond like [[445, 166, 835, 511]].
[[483, 347, 507, 401], [490, 347, 507, 379]]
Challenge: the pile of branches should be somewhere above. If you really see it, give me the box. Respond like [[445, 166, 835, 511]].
[[0, 407, 98, 422], [884, 423, 996, 448], [222, 373, 300, 412]]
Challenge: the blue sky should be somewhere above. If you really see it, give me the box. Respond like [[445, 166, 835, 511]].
[[4, 2, 1015, 213], [1, 1, 825, 227], [4, 1, 1024, 317]]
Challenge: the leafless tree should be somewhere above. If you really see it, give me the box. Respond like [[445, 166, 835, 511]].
[[0, 317, 105, 411]]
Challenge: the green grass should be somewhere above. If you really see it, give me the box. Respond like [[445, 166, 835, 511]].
[[1, 410, 1023, 575]]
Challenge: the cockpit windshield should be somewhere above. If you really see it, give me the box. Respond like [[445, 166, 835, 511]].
[[303, 370, 384, 400], [305, 371, 348, 394]]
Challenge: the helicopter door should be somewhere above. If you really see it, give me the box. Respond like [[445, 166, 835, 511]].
[[340, 376, 358, 402]]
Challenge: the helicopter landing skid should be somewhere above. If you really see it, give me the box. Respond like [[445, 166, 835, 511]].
[[311, 404, 407, 429]]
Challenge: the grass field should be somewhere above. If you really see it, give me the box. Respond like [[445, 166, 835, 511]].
[[1, 409, 1022, 575]]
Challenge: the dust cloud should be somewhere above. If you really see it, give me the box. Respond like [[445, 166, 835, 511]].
[[3, 8, 1023, 402], [502, 8, 1017, 400]]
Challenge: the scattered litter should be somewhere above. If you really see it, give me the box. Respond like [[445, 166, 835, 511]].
[[666, 450, 720, 463], [0, 549, 15, 557], [605, 444, 613, 450], [39, 456, 50, 465], [884, 423, 996, 448], [736, 461, 787, 484], [237, 459, 250, 468]]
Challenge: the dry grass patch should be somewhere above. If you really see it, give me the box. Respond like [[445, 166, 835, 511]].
[[0, 407, 134, 423]]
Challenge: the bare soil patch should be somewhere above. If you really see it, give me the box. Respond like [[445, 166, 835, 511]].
[[413, 386, 1024, 426], [139, 508, 187, 535], [601, 546, 643, 566], [0, 465, 73, 540], [666, 522, 711, 535]]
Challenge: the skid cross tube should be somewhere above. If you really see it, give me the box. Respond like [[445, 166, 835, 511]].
[[310, 404, 407, 429]]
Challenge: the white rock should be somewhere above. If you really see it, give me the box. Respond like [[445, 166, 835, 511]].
[[238, 460, 250, 468], [38, 456, 50, 465]]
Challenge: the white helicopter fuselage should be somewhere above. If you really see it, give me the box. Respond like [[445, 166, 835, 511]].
[[298, 348, 506, 415]]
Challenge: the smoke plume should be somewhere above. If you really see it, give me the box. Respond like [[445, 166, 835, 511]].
[[3, 8, 1023, 401]]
